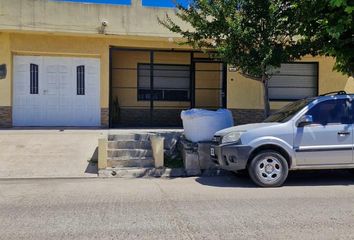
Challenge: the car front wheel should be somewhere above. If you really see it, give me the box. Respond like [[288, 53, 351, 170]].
[[248, 150, 289, 187]]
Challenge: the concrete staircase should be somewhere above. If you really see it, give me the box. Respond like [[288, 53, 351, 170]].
[[107, 134, 154, 168]]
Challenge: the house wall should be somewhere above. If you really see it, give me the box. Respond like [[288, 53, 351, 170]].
[[0, 31, 352, 127], [111, 50, 223, 126], [112, 50, 191, 126], [0, 0, 187, 38], [227, 56, 354, 124], [0, 32, 191, 127], [0, 0, 353, 127], [112, 50, 223, 110], [0, 33, 11, 106], [0, 32, 110, 127], [0, 33, 12, 127]]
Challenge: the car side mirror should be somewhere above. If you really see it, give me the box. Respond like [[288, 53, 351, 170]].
[[297, 115, 313, 127]]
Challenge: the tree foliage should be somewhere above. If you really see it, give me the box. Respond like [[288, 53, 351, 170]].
[[159, 0, 353, 116], [160, 0, 315, 77], [159, 0, 317, 116], [295, 0, 353, 76]]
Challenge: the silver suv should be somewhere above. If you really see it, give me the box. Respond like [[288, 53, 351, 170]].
[[211, 91, 354, 187]]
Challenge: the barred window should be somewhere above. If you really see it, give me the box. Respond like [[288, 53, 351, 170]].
[[137, 63, 190, 101]]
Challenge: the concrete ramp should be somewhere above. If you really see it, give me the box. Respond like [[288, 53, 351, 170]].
[[0, 130, 104, 178]]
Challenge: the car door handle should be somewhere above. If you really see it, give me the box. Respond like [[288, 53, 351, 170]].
[[338, 131, 351, 136]]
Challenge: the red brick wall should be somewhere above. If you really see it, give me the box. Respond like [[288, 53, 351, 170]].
[[0, 106, 12, 128], [101, 108, 109, 128], [229, 109, 265, 125]]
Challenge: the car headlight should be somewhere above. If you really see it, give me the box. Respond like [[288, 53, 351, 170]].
[[221, 132, 243, 144]]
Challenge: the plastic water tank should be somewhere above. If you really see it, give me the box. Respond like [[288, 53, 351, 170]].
[[181, 109, 234, 142]]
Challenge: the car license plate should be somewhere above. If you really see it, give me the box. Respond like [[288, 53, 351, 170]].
[[210, 147, 215, 156]]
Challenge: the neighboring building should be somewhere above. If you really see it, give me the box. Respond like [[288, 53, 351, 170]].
[[0, 0, 353, 128]]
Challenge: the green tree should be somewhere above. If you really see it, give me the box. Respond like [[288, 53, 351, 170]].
[[159, 0, 331, 117], [295, 0, 353, 76]]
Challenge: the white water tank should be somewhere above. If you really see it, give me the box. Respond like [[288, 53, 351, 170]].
[[181, 109, 234, 142]]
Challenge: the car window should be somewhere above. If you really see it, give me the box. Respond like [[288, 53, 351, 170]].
[[264, 98, 314, 123], [306, 99, 353, 125]]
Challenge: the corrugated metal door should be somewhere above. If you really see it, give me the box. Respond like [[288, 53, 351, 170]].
[[268, 63, 318, 100]]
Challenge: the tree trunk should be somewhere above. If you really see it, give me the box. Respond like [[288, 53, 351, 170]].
[[262, 73, 270, 118]]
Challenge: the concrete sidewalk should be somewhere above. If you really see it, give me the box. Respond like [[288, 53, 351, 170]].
[[0, 130, 103, 178], [0, 129, 182, 179]]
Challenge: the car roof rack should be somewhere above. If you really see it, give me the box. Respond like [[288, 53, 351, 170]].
[[320, 90, 347, 96]]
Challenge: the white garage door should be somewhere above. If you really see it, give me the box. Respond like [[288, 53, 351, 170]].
[[13, 56, 100, 126]]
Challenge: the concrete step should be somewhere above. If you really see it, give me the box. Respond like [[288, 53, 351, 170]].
[[107, 149, 153, 158], [107, 157, 154, 168], [108, 134, 151, 142], [108, 140, 151, 150]]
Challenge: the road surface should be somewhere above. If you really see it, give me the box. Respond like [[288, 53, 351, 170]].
[[1, 171, 354, 240]]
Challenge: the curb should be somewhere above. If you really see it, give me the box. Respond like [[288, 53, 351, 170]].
[[0, 169, 233, 181], [0, 176, 99, 181], [99, 167, 186, 178], [98, 167, 232, 178]]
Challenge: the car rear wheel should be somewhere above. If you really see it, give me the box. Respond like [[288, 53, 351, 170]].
[[248, 150, 289, 187]]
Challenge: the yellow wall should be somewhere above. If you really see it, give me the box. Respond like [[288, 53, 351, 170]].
[[227, 56, 354, 110], [227, 71, 263, 109], [0, 33, 12, 106], [306, 56, 354, 94]]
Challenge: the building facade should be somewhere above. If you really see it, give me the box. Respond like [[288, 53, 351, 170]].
[[0, 0, 353, 128]]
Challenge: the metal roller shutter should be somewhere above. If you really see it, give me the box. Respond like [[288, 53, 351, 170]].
[[268, 63, 318, 100]]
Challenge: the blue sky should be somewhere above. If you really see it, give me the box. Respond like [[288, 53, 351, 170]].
[[58, 0, 188, 7]]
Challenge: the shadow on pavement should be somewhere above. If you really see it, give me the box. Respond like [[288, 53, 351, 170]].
[[195, 174, 256, 188], [85, 162, 98, 175], [85, 147, 98, 175], [195, 170, 354, 188], [285, 170, 354, 187]]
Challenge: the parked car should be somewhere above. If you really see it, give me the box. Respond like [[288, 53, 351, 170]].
[[210, 91, 354, 187]]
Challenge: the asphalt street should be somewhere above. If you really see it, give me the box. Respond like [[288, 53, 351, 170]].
[[1, 171, 354, 240]]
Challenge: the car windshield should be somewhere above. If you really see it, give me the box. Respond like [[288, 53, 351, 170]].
[[264, 98, 314, 123]]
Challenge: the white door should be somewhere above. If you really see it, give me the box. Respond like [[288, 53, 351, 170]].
[[13, 56, 100, 127]]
